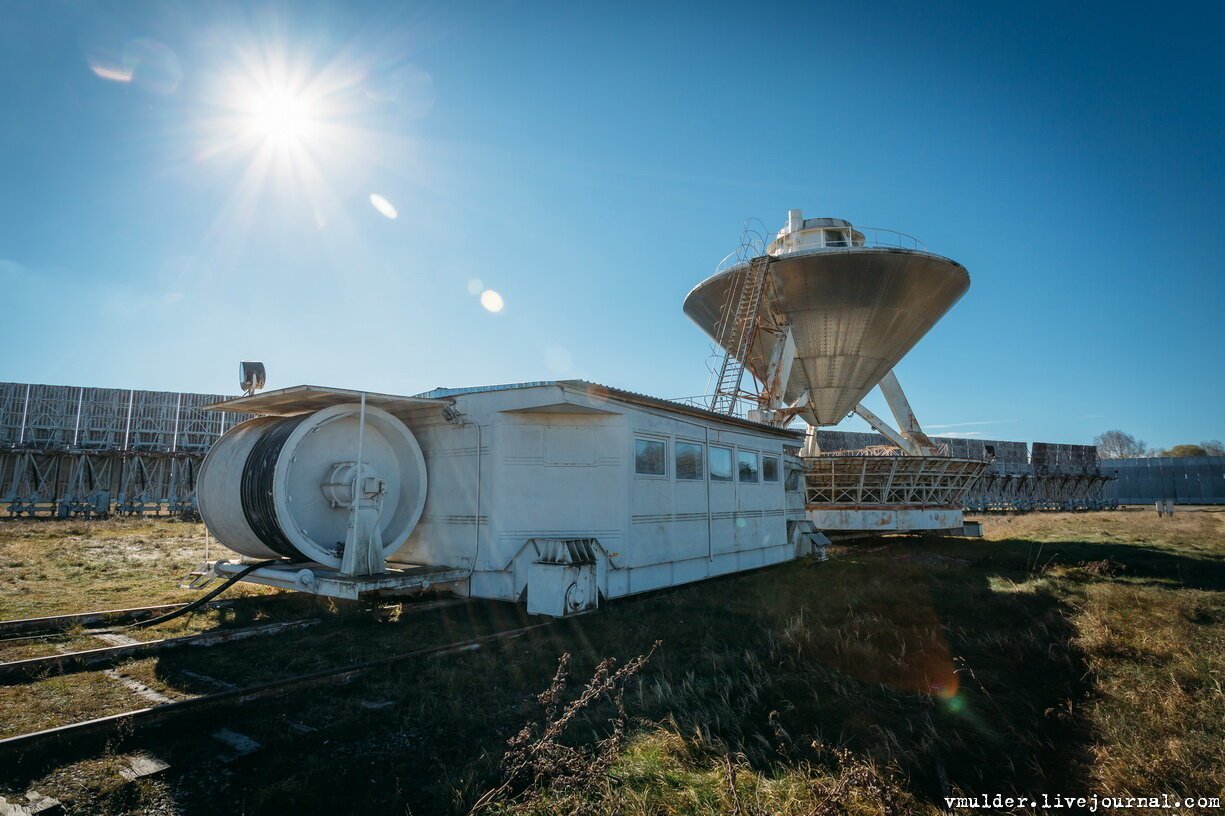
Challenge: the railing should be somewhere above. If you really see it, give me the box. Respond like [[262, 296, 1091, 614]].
[[711, 225, 929, 276], [670, 394, 756, 419], [856, 227, 927, 251]]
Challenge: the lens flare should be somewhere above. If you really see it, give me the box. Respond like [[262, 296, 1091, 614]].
[[479, 290, 504, 313], [369, 193, 398, 219], [89, 63, 133, 83]]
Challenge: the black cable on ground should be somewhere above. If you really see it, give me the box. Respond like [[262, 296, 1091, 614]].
[[126, 560, 280, 630]]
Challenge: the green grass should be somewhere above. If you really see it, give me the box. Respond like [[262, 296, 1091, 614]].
[[0, 510, 1222, 814]]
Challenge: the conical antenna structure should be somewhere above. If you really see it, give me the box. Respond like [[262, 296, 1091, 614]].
[[686, 210, 970, 427]]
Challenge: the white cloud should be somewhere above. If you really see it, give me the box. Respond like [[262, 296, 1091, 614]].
[[927, 419, 1018, 430]]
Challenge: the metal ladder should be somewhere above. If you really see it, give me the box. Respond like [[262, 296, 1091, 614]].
[[709, 253, 771, 415]]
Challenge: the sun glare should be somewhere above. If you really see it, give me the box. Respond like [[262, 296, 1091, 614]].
[[195, 35, 436, 249], [245, 87, 316, 146]]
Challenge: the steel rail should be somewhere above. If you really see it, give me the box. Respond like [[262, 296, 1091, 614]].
[[0, 595, 469, 644], [0, 619, 320, 684], [0, 622, 550, 770], [0, 600, 244, 639]]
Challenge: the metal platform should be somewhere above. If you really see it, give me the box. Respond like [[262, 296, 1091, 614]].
[[802, 454, 987, 531], [803, 454, 986, 506], [211, 560, 469, 601]]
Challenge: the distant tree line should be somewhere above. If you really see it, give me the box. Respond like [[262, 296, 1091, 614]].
[[1094, 430, 1225, 459]]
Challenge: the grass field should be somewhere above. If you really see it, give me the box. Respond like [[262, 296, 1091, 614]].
[[0, 509, 1222, 815]]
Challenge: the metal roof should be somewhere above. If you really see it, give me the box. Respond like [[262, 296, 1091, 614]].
[[205, 385, 447, 416], [415, 380, 802, 438]]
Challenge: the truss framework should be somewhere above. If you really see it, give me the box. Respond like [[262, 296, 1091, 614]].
[[1, 382, 244, 453], [804, 455, 987, 508], [0, 449, 204, 517], [965, 472, 1116, 512]]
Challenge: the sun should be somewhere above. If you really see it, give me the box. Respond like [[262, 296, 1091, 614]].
[[195, 37, 419, 236], [244, 86, 317, 147]]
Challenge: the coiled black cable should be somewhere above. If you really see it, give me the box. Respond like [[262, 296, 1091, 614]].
[[240, 414, 309, 558]]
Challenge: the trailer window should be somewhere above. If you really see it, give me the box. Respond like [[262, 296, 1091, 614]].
[[676, 441, 704, 480], [762, 455, 779, 482], [635, 438, 666, 476], [738, 450, 759, 483], [710, 446, 733, 482]]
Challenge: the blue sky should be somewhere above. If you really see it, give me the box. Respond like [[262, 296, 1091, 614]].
[[1, 1, 1221, 450]]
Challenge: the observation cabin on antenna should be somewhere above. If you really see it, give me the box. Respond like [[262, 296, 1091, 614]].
[[194, 208, 984, 617]]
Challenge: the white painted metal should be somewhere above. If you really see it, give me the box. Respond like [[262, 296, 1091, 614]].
[[807, 507, 964, 531], [852, 402, 918, 455], [201, 381, 808, 613], [848, 372, 942, 457], [196, 417, 283, 559], [683, 209, 970, 426], [272, 403, 426, 568], [876, 371, 939, 455], [338, 392, 384, 576], [197, 403, 428, 569], [212, 560, 468, 600]]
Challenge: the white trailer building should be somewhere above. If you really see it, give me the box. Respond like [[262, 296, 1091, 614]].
[[201, 381, 820, 617]]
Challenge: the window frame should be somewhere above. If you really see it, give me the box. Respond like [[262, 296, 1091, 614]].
[[675, 440, 705, 481], [737, 449, 759, 483], [633, 436, 667, 478], [709, 445, 734, 483], [762, 455, 780, 483]]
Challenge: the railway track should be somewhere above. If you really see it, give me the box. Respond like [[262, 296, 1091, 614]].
[[0, 600, 244, 640], [0, 618, 320, 683], [0, 596, 467, 644], [0, 621, 548, 774]]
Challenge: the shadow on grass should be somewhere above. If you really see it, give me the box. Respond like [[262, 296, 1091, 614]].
[[5, 534, 1220, 814], [929, 535, 1225, 592]]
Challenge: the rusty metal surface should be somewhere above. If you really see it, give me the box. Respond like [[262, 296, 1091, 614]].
[[684, 248, 970, 426]]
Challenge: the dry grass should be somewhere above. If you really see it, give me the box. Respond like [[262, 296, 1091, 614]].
[[1074, 581, 1224, 796], [0, 517, 276, 621], [491, 727, 932, 816], [0, 509, 1221, 814], [979, 506, 1225, 560]]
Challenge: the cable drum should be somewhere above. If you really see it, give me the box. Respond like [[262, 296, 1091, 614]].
[[197, 404, 428, 569], [196, 417, 284, 559], [240, 415, 309, 558]]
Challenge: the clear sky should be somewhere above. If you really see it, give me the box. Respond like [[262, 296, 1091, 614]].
[[1, 1, 1221, 451]]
